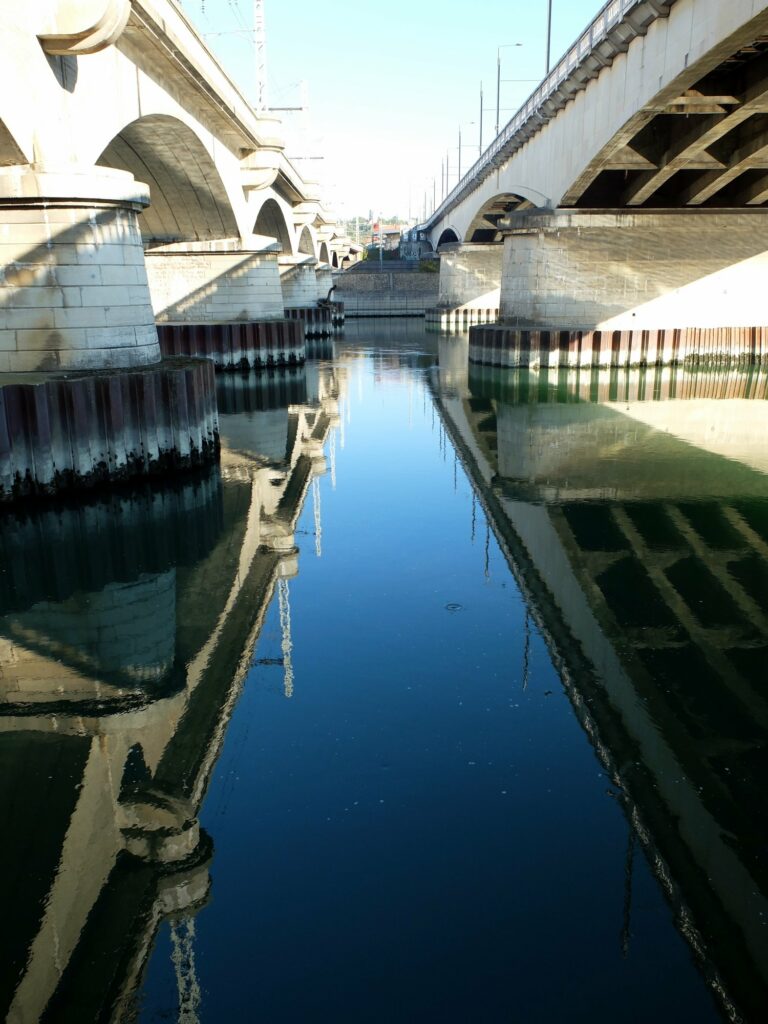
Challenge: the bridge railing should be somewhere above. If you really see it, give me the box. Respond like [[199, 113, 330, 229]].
[[422, 0, 674, 230]]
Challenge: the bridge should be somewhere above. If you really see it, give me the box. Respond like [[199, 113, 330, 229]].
[[0, 0, 354, 500], [417, 0, 768, 363]]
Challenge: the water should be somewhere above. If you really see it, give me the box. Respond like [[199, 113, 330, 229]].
[[1, 320, 766, 1022]]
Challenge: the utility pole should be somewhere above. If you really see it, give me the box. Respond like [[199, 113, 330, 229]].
[[254, 0, 267, 109], [479, 82, 484, 155]]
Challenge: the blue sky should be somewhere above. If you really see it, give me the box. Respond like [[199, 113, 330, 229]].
[[180, 1, 606, 220]]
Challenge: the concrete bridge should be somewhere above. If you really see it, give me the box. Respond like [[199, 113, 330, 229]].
[[0, 0, 354, 499], [432, 339, 768, 1021], [0, 357, 343, 1023], [417, 0, 768, 363]]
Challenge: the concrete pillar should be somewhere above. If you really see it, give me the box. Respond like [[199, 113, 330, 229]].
[[145, 243, 284, 324], [279, 256, 341, 338], [316, 263, 334, 302], [469, 209, 768, 369], [150, 244, 305, 370], [499, 209, 768, 331], [280, 256, 319, 308], [0, 165, 221, 499], [0, 166, 160, 372], [426, 243, 502, 330]]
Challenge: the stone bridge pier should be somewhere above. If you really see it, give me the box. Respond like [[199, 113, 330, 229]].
[[470, 209, 768, 369], [0, 166, 159, 373], [0, 164, 219, 500], [149, 241, 306, 371], [426, 243, 502, 331]]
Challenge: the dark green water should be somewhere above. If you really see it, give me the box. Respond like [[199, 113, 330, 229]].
[[1, 321, 766, 1022]]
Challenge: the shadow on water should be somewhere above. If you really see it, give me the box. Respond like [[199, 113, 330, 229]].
[[433, 342, 768, 1022], [0, 363, 339, 1023]]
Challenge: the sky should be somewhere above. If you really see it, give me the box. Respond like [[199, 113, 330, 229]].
[[180, 0, 607, 221]]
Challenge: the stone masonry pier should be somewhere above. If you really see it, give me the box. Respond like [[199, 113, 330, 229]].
[[469, 209, 768, 368]]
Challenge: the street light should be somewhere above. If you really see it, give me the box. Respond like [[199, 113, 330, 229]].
[[546, 0, 553, 74], [457, 122, 476, 179], [496, 43, 523, 137]]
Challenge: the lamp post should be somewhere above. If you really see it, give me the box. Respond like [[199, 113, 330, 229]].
[[496, 43, 523, 137], [458, 122, 476, 180], [546, 0, 553, 74]]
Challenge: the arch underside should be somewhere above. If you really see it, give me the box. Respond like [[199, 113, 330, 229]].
[[437, 228, 460, 247], [567, 39, 768, 208], [297, 226, 315, 258], [255, 198, 293, 253], [466, 193, 536, 242], [0, 117, 27, 166], [318, 241, 330, 264], [97, 115, 239, 244]]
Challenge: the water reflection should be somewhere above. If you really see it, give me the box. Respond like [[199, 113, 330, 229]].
[[433, 342, 768, 1021], [0, 363, 341, 1023]]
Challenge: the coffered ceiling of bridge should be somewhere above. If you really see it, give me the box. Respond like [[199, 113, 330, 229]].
[[466, 194, 535, 243], [97, 115, 239, 244], [566, 36, 768, 209]]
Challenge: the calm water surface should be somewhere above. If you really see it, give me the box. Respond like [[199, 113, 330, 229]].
[[1, 320, 766, 1023]]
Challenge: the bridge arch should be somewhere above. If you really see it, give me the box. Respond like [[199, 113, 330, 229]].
[[437, 227, 461, 248], [318, 241, 330, 264], [331, 251, 339, 269], [296, 225, 316, 259], [0, 116, 29, 165], [96, 114, 239, 244], [465, 193, 532, 243], [253, 196, 293, 253]]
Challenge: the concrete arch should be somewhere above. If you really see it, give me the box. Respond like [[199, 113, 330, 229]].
[[437, 227, 461, 247], [466, 193, 531, 242], [96, 114, 239, 244], [0, 116, 29, 165], [331, 251, 339, 269], [318, 241, 330, 264], [254, 196, 293, 253], [296, 225, 316, 258]]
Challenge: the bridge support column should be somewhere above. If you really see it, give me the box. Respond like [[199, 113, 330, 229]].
[[0, 166, 219, 501], [471, 209, 768, 368], [280, 256, 337, 337], [148, 243, 304, 370], [0, 166, 160, 372], [426, 243, 502, 331]]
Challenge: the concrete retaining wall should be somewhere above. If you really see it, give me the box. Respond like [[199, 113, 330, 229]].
[[334, 269, 439, 316]]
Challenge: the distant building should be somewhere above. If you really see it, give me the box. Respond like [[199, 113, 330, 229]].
[[400, 227, 434, 261]]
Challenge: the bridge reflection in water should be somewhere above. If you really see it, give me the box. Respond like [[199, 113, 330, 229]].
[[0, 360, 342, 1024], [433, 343, 768, 1022]]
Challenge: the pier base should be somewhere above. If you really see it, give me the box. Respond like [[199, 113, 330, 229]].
[[157, 319, 305, 369], [0, 357, 219, 502], [468, 324, 768, 369]]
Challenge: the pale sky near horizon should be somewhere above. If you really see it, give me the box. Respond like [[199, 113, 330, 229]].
[[180, 0, 606, 221]]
